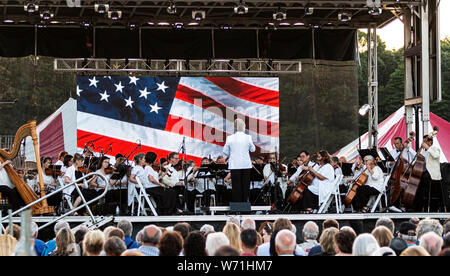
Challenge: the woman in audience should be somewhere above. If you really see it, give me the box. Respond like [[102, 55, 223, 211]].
[[159, 231, 184, 256], [83, 230, 105, 256], [334, 229, 356, 256], [184, 231, 207, 257], [312, 227, 338, 256], [371, 226, 394, 247], [352, 234, 380, 256], [223, 222, 242, 253], [49, 228, 79, 256]]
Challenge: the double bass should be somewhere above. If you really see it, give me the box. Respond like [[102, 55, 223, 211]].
[[401, 126, 439, 208]]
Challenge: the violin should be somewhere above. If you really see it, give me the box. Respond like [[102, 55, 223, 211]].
[[105, 166, 115, 174], [44, 168, 64, 177], [78, 167, 92, 174]]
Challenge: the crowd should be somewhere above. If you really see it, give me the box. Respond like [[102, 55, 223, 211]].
[[0, 216, 449, 256]]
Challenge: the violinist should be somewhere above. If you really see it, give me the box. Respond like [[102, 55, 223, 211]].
[[144, 152, 177, 215], [330, 157, 343, 178], [349, 155, 384, 213], [128, 153, 146, 210], [186, 157, 216, 212], [162, 152, 185, 210], [88, 156, 116, 194], [64, 153, 89, 214], [42, 157, 60, 207], [300, 151, 335, 214], [55, 151, 68, 167], [214, 155, 232, 206]]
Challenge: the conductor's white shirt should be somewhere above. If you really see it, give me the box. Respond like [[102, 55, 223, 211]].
[[223, 131, 256, 170]]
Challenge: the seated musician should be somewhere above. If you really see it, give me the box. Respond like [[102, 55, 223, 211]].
[[54, 151, 68, 167], [190, 157, 216, 211], [287, 156, 300, 178], [128, 153, 146, 212], [250, 157, 264, 205], [143, 152, 177, 215], [88, 156, 116, 197], [42, 157, 61, 208], [300, 151, 335, 213], [0, 160, 23, 210], [285, 150, 313, 204], [65, 153, 89, 213], [214, 155, 231, 205], [331, 157, 343, 178], [349, 155, 384, 213], [388, 137, 416, 169], [162, 152, 185, 210]]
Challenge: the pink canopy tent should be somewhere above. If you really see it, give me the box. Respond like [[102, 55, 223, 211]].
[[335, 106, 450, 163]]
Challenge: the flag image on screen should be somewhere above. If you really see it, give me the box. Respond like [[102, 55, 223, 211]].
[[76, 76, 279, 164]]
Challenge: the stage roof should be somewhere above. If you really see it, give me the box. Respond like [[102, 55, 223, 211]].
[[1, 0, 420, 29]]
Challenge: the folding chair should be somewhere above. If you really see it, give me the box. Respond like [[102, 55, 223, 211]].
[[369, 174, 390, 213], [130, 178, 158, 216], [318, 175, 343, 214]]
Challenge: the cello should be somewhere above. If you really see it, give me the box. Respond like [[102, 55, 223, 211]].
[[401, 126, 439, 208], [344, 167, 369, 206], [287, 161, 317, 205]]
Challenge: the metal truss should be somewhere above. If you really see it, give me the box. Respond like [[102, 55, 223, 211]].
[[367, 23, 378, 149], [53, 58, 302, 76]]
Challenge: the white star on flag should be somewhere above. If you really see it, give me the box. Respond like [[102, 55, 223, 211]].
[[139, 87, 151, 99], [99, 91, 110, 102], [124, 97, 134, 108], [149, 102, 163, 114], [89, 77, 99, 87], [156, 81, 169, 93], [76, 85, 83, 97], [115, 82, 125, 93], [129, 76, 140, 85]]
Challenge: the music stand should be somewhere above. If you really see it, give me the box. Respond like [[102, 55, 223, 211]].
[[380, 147, 395, 162], [341, 163, 354, 177]]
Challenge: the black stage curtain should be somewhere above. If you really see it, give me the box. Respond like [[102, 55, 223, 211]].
[[441, 163, 450, 209], [314, 29, 357, 61], [96, 29, 139, 58], [142, 29, 212, 59], [38, 28, 92, 58], [258, 29, 313, 59], [0, 27, 34, 57], [214, 30, 257, 58]]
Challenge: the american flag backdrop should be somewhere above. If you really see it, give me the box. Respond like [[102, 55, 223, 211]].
[[76, 76, 279, 165]]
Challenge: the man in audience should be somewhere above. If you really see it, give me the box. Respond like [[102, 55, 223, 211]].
[[375, 217, 395, 235], [334, 229, 356, 256], [241, 218, 256, 230], [419, 232, 443, 256], [397, 222, 417, 246], [417, 219, 444, 240], [389, 238, 408, 256], [30, 222, 45, 256], [117, 219, 138, 249], [104, 237, 127, 256], [275, 230, 296, 256], [240, 229, 258, 256], [298, 221, 320, 254], [214, 245, 240, 256], [173, 222, 191, 242], [138, 225, 161, 256]]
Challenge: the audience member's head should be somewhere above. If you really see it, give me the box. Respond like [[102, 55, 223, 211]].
[[226, 216, 240, 227], [443, 220, 450, 235], [334, 229, 356, 255], [240, 229, 258, 253], [214, 245, 240, 256], [141, 225, 161, 246], [117, 219, 133, 238], [241, 218, 256, 230], [206, 232, 229, 256], [30, 222, 39, 239], [106, 228, 125, 241], [322, 219, 339, 230], [319, 227, 339, 255], [102, 226, 117, 239], [398, 221, 417, 243], [370, 247, 396, 256], [120, 250, 145, 256], [352, 233, 380, 256], [159, 231, 184, 256], [417, 219, 443, 239], [371, 226, 394, 247], [173, 222, 191, 241], [53, 227, 78, 256], [184, 231, 206, 257], [74, 226, 89, 245], [5, 224, 21, 241], [275, 229, 296, 256], [200, 224, 215, 235], [375, 217, 395, 235], [443, 232, 450, 250], [302, 221, 319, 241], [83, 230, 105, 256], [389, 238, 408, 256], [419, 231, 443, 256], [258, 222, 273, 244], [400, 246, 430, 256], [223, 222, 242, 252], [54, 220, 69, 236], [104, 237, 127, 256]]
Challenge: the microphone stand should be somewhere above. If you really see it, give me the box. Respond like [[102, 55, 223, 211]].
[[180, 138, 189, 213]]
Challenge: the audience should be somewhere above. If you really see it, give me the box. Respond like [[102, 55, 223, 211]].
[[107, 228, 125, 241], [206, 232, 229, 256], [104, 237, 127, 256], [200, 224, 215, 235], [82, 230, 105, 256], [299, 221, 320, 254], [397, 222, 417, 246], [214, 245, 240, 256], [258, 222, 273, 244], [308, 219, 339, 256], [173, 222, 191, 242], [352, 234, 380, 256], [30, 222, 45, 256], [334, 229, 356, 256], [49, 228, 79, 256], [371, 247, 396, 256], [42, 220, 69, 256], [223, 222, 242, 253], [389, 238, 408, 256], [400, 246, 430, 256], [117, 219, 138, 249], [419, 232, 443, 256], [240, 229, 258, 256], [159, 231, 184, 256], [375, 217, 395, 235], [417, 219, 444, 239], [241, 218, 256, 230], [138, 225, 161, 256], [275, 230, 296, 256], [312, 227, 339, 256], [184, 231, 206, 257], [371, 226, 394, 247]]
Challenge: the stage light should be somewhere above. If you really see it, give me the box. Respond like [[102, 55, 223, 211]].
[[304, 4, 314, 16], [273, 9, 287, 21], [359, 104, 372, 116], [220, 24, 232, 30], [367, 0, 382, 15], [192, 10, 206, 21], [234, 1, 249, 15], [94, 3, 110, 14], [338, 11, 352, 22], [173, 22, 183, 29], [167, 2, 177, 14], [108, 10, 122, 20], [24, 3, 39, 13], [81, 21, 91, 27], [128, 23, 137, 30], [40, 10, 54, 20]]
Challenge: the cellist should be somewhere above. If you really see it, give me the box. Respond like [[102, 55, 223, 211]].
[[387, 137, 416, 170]]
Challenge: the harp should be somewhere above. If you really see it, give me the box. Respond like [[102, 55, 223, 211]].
[[0, 121, 54, 215]]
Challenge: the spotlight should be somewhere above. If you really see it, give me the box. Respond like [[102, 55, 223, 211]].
[[234, 1, 249, 15], [24, 3, 39, 13], [40, 10, 54, 20], [368, 6, 382, 16], [192, 10, 206, 21], [367, 0, 382, 15], [173, 22, 183, 29], [167, 2, 177, 14], [94, 3, 110, 14], [338, 11, 352, 22], [220, 24, 232, 30], [81, 21, 91, 27], [108, 10, 122, 20], [128, 23, 137, 30], [359, 104, 372, 116], [273, 9, 286, 21], [304, 4, 314, 16]]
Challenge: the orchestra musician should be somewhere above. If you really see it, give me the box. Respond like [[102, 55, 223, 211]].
[[41, 157, 61, 207], [347, 155, 384, 213], [64, 153, 89, 214], [214, 155, 231, 206], [249, 157, 264, 205], [299, 151, 335, 213], [330, 157, 343, 178], [54, 151, 68, 167], [187, 157, 216, 212], [223, 118, 256, 203], [128, 153, 146, 212], [0, 160, 23, 210], [285, 150, 313, 205], [388, 137, 416, 169], [144, 152, 177, 215], [413, 135, 445, 212], [162, 152, 185, 210], [87, 156, 116, 198]]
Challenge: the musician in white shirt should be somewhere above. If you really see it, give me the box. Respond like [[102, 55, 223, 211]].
[[388, 137, 416, 170], [350, 155, 384, 213], [285, 150, 313, 205], [223, 118, 256, 203], [65, 153, 89, 213], [162, 152, 185, 210], [128, 153, 146, 209], [0, 159, 23, 210], [54, 151, 67, 167]]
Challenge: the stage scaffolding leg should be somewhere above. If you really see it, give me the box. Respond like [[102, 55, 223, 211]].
[[367, 23, 378, 149]]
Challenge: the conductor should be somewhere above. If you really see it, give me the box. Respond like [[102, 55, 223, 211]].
[[223, 118, 256, 203]]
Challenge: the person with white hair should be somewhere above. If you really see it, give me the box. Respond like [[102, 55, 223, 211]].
[[223, 118, 256, 202], [206, 232, 230, 256], [30, 221, 45, 256], [416, 218, 444, 240], [350, 155, 385, 213], [200, 224, 215, 234], [419, 232, 443, 256], [41, 220, 70, 256], [371, 247, 396, 256], [299, 221, 320, 254], [275, 229, 296, 256], [352, 233, 380, 256], [241, 218, 256, 230]]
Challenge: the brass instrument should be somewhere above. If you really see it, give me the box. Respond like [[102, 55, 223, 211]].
[[0, 121, 54, 215]]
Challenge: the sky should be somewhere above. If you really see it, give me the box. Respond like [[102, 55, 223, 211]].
[[376, 1, 450, 50]]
